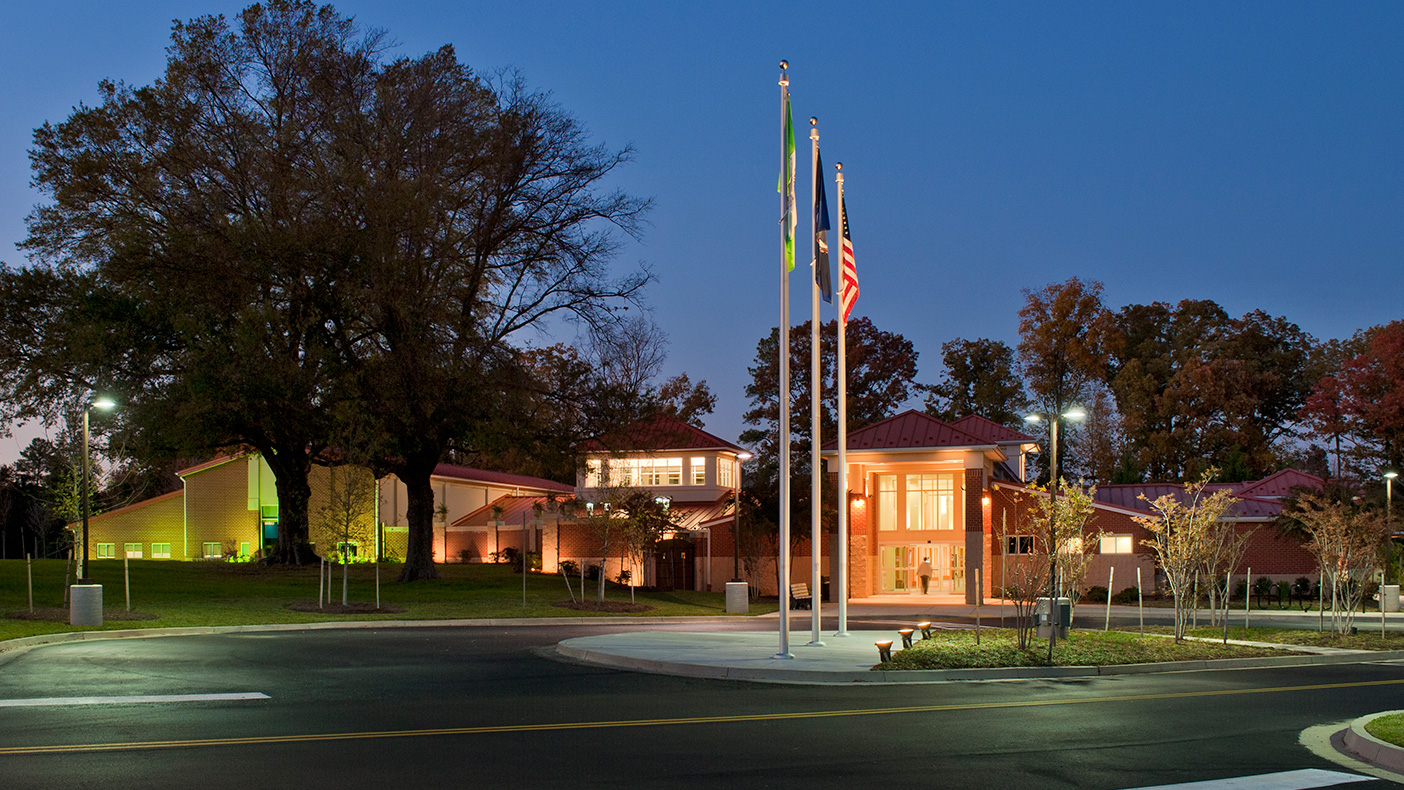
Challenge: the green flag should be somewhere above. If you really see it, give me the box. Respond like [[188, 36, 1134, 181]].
[[778, 85, 796, 272]]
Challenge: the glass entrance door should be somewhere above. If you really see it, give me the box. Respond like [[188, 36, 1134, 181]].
[[879, 546, 913, 592]]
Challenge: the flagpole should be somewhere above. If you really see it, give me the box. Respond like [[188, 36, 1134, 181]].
[[775, 61, 793, 659], [834, 161, 849, 637], [807, 116, 825, 647]]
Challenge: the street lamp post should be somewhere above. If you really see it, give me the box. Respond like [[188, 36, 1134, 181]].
[[733, 452, 753, 582], [1024, 406, 1085, 662], [78, 396, 116, 583]]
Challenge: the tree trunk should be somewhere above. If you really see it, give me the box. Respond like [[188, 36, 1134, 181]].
[[263, 449, 315, 565], [342, 558, 349, 606], [598, 539, 607, 603], [398, 466, 441, 582]]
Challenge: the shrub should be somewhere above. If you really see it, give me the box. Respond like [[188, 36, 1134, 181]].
[[1111, 586, 1140, 604], [559, 559, 580, 576], [1082, 585, 1109, 603], [587, 564, 602, 581]]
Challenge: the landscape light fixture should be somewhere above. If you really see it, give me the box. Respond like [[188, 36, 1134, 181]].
[[874, 640, 893, 663]]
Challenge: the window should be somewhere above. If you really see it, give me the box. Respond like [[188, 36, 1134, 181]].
[[1060, 537, 1084, 555], [691, 457, 707, 486], [905, 473, 956, 531], [202, 542, 222, 559], [124, 543, 143, 559], [1006, 535, 1034, 555], [336, 541, 359, 558], [590, 457, 683, 487], [239, 542, 250, 558], [151, 543, 171, 559], [877, 475, 898, 531], [96, 543, 115, 559], [1100, 534, 1134, 554], [719, 457, 735, 488]]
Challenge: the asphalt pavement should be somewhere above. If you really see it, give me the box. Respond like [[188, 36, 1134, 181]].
[[2, 618, 1404, 788]]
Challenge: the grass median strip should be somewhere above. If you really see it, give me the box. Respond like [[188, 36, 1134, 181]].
[[875, 628, 1293, 670], [1, 559, 773, 643]]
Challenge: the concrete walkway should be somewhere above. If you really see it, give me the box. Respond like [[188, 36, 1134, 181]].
[[553, 601, 1404, 685]]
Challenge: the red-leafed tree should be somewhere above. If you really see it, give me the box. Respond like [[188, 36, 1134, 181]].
[[1302, 321, 1404, 477]]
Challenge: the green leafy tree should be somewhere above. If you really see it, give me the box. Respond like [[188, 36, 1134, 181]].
[[923, 337, 1026, 427], [740, 316, 918, 532]]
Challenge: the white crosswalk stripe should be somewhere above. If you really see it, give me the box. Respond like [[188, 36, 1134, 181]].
[[0, 692, 270, 708], [1118, 768, 1375, 790]]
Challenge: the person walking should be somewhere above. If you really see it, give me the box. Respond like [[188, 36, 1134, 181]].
[[917, 558, 932, 595]]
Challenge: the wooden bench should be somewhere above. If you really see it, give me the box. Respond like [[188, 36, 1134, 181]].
[[790, 582, 813, 610]]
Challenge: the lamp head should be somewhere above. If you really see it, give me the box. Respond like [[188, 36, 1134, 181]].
[[1062, 406, 1087, 421], [737, 451, 754, 461], [90, 397, 116, 411], [1387, 471, 1399, 480], [1023, 413, 1043, 424]]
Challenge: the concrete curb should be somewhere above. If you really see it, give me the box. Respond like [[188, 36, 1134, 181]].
[[551, 642, 1404, 685], [0, 615, 754, 664], [1342, 710, 1404, 774]]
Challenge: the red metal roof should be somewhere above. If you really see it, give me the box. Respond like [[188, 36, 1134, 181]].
[[949, 415, 1036, 444], [577, 415, 745, 453], [1236, 469, 1326, 498], [431, 464, 572, 493], [821, 410, 990, 451]]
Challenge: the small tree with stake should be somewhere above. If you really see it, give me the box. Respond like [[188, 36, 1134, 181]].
[[1294, 492, 1390, 635], [1134, 472, 1238, 641], [316, 465, 377, 607]]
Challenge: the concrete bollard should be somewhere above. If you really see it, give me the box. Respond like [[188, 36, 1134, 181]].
[[725, 581, 750, 614], [69, 584, 103, 626]]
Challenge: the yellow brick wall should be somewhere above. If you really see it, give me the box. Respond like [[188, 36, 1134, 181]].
[[184, 458, 259, 558], [86, 490, 185, 560]]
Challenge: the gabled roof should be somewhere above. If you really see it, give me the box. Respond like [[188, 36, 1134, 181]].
[[431, 464, 572, 493], [178, 454, 246, 477], [949, 415, 1036, 444], [578, 415, 745, 454], [1236, 468, 1326, 498], [75, 489, 184, 527], [821, 410, 990, 451]]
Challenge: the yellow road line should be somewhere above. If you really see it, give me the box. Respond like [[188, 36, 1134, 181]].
[[6, 676, 1404, 756]]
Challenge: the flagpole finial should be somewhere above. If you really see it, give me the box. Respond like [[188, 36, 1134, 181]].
[[780, 60, 788, 70], [809, 116, 818, 141], [779, 60, 789, 86], [835, 161, 843, 171]]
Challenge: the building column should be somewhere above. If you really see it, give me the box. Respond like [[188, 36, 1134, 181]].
[[964, 468, 985, 605]]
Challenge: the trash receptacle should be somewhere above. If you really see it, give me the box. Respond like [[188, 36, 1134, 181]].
[[1035, 596, 1070, 639]]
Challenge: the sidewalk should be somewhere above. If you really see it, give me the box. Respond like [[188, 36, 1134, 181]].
[[552, 600, 1404, 685]]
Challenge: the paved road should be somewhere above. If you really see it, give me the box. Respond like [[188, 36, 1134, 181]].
[[1, 621, 1401, 789]]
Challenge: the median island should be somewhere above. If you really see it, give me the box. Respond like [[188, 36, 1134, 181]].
[[873, 628, 1294, 670]]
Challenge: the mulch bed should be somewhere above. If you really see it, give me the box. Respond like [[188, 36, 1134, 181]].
[[552, 600, 654, 613], [283, 602, 406, 614], [7, 607, 158, 622]]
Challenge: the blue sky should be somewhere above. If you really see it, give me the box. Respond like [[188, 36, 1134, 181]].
[[3, 2, 1402, 464]]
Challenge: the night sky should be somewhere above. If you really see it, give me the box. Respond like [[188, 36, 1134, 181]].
[[3, 1, 1402, 464]]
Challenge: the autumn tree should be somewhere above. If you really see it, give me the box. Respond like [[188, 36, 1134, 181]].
[[1133, 473, 1239, 641], [1302, 321, 1404, 477], [1017, 278, 1113, 481], [924, 337, 1025, 427], [1293, 493, 1390, 634], [1108, 300, 1315, 481]]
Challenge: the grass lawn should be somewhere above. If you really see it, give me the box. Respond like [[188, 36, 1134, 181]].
[[876, 628, 1292, 670], [1366, 713, 1404, 747], [0, 559, 774, 644], [1121, 625, 1404, 651]]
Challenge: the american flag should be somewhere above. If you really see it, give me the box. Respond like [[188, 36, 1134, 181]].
[[839, 196, 858, 323]]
